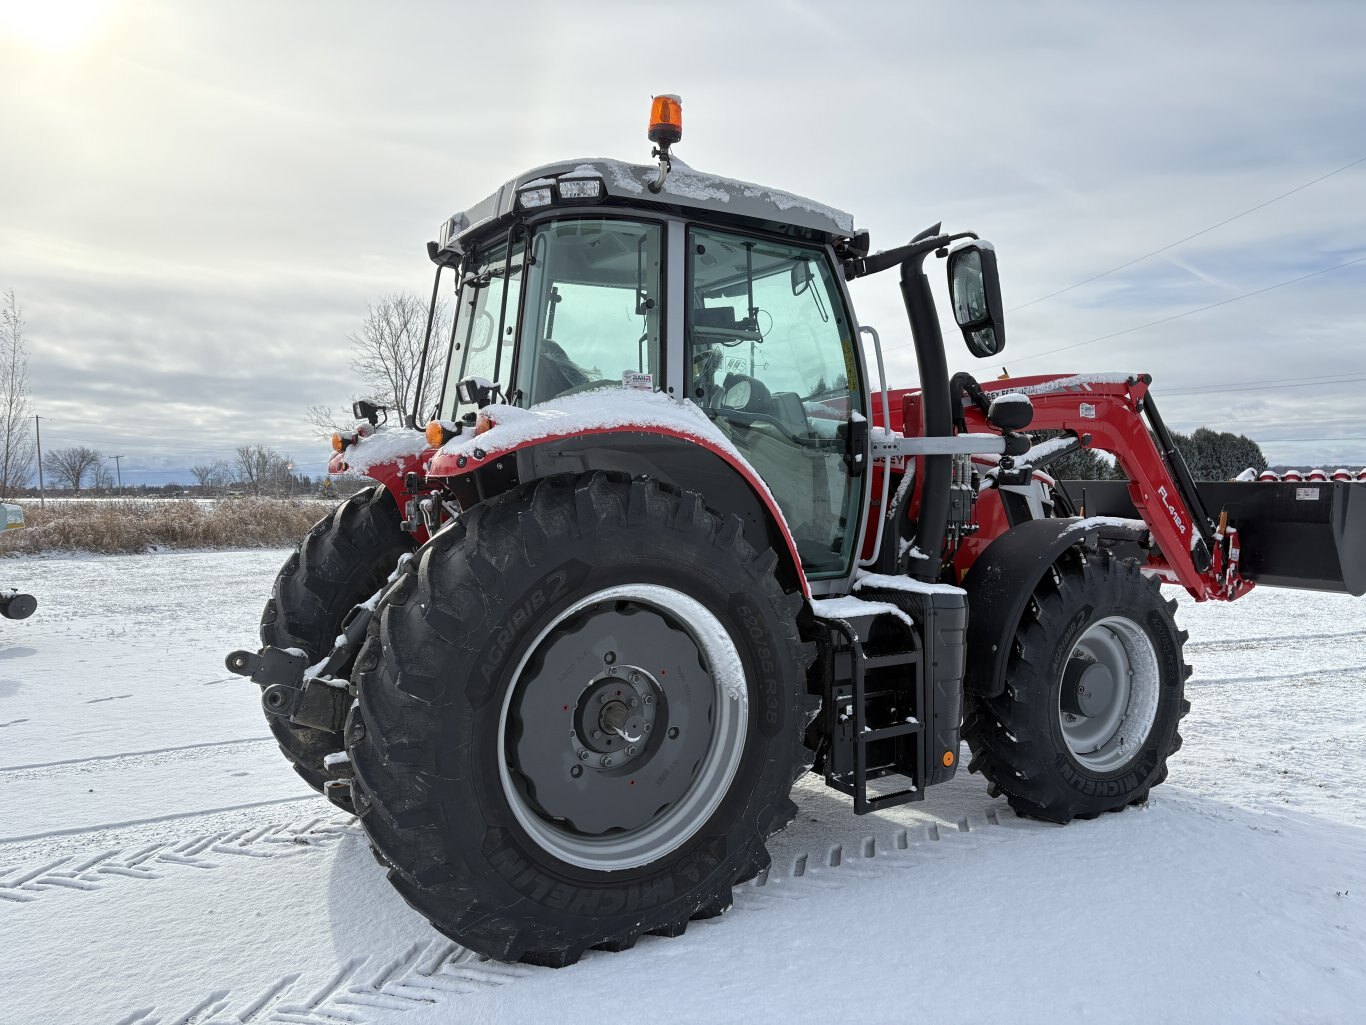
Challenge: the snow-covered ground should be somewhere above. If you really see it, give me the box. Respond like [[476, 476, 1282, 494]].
[[1, 551, 1363, 1024]]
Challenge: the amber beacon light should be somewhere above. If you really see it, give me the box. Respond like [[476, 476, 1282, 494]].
[[648, 94, 682, 146]]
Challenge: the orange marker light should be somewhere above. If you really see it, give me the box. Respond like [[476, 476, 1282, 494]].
[[331, 432, 344, 452], [425, 421, 447, 447], [648, 94, 682, 146], [942, 750, 955, 768]]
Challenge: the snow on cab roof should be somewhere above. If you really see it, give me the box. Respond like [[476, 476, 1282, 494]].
[[445, 157, 856, 252]]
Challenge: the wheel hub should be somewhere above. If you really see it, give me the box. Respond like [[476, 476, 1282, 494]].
[[571, 666, 659, 768], [500, 586, 746, 868], [1061, 655, 1117, 718]]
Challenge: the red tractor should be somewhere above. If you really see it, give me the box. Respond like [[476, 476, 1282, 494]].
[[229, 97, 1365, 966]]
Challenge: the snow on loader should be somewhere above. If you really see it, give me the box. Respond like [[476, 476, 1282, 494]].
[[228, 96, 1366, 966]]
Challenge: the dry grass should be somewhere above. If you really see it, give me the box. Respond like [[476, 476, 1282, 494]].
[[0, 499, 332, 556]]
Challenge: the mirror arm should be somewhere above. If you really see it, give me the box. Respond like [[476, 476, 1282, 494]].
[[844, 231, 977, 280], [408, 263, 445, 428]]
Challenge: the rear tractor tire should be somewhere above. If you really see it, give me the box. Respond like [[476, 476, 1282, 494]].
[[347, 472, 814, 966], [964, 548, 1190, 823], [261, 485, 415, 807]]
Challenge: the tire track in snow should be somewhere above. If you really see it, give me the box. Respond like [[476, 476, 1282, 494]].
[[1188, 664, 1366, 688], [1184, 629, 1366, 654], [0, 736, 274, 774], [115, 942, 542, 1025], [117, 810, 1011, 1025], [0, 814, 354, 904], [0, 795, 326, 846]]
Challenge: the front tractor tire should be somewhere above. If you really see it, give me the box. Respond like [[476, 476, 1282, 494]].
[[964, 548, 1190, 823], [347, 472, 813, 967], [261, 485, 415, 802]]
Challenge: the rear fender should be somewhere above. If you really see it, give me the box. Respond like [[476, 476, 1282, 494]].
[[429, 427, 809, 597], [963, 517, 1150, 698]]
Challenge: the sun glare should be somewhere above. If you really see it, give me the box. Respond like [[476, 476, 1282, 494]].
[[0, 0, 115, 54]]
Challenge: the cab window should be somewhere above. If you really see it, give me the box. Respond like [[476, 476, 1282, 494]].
[[688, 228, 863, 577]]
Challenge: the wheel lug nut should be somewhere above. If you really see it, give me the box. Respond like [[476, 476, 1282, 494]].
[[643, 695, 653, 705], [626, 746, 637, 756], [644, 723, 652, 732], [578, 749, 589, 761], [630, 672, 640, 684], [571, 765, 583, 778], [602, 756, 614, 767], [667, 727, 679, 739]]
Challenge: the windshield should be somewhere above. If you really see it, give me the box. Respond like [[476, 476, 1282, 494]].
[[516, 218, 664, 404], [441, 234, 525, 422]]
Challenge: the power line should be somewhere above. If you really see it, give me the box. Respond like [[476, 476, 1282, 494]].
[[1160, 373, 1366, 398], [1009, 153, 1366, 312], [1166, 413, 1366, 428], [1159, 369, 1366, 395], [1007, 253, 1366, 364]]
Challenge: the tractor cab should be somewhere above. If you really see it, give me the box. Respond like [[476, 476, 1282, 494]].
[[414, 98, 1002, 591]]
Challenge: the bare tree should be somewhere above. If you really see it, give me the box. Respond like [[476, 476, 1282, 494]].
[[308, 293, 449, 436], [190, 459, 233, 495], [234, 444, 292, 497], [91, 461, 114, 492], [47, 445, 103, 492], [0, 290, 35, 498]]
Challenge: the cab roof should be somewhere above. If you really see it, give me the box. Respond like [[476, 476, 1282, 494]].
[[439, 157, 857, 257]]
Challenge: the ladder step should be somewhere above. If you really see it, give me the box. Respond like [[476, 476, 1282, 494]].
[[863, 652, 919, 671], [857, 720, 923, 744]]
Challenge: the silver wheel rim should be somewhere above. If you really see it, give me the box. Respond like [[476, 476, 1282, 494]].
[[497, 583, 749, 871], [1058, 615, 1161, 772]]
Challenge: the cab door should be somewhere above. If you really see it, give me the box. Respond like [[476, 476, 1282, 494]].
[[686, 227, 866, 580]]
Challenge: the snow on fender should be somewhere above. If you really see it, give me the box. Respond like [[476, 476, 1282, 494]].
[[427, 390, 810, 595]]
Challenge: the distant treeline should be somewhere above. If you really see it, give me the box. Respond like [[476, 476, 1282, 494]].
[[1036, 426, 1268, 482]]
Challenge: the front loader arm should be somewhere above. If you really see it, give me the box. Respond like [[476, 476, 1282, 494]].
[[970, 374, 1248, 602]]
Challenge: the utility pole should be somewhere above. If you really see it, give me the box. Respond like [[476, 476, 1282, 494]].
[[33, 414, 44, 509], [109, 454, 123, 496]]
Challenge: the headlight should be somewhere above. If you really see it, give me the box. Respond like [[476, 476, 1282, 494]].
[[517, 185, 554, 210], [557, 177, 603, 201]]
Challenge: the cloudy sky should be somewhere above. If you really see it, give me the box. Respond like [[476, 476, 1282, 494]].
[[2, 0, 1365, 484]]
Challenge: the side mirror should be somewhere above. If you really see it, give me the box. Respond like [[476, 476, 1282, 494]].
[[790, 260, 812, 296], [947, 242, 1006, 358]]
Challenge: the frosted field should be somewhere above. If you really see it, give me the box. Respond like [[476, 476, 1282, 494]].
[[0, 550, 1363, 1025]]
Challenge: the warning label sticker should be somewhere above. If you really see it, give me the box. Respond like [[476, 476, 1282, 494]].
[[1296, 487, 1321, 501], [622, 371, 653, 391], [1079, 402, 1097, 419]]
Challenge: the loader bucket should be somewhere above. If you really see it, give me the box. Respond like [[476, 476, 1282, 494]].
[[1063, 480, 1366, 596]]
